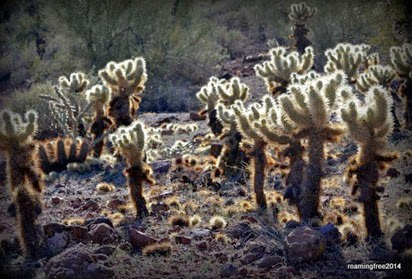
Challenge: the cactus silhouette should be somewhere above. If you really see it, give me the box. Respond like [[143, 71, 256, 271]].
[[255, 46, 314, 95], [288, 2, 316, 54], [99, 57, 147, 127], [341, 86, 397, 240], [110, 121, 155, 218], [0, 110, 43, 258]]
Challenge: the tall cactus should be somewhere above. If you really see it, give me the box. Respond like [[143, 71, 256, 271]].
[[86, 85, 113, 157], [196, 77, 224, 136], [110, 121, 155, 218], [325, 43, 370, 83], [341, 86, 397, 240], [99, 57, 147, 127], [0, 110, 43, 258], [288, 2, 316, 54], [213, 77, 250, 181], [390, 43, 412, 129], [255, 46, 314, 95], [279, 72, 346, 223]]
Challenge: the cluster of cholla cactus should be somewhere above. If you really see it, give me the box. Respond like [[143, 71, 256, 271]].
[[213, 77, 250, 181], [390, 43, 412, 129], [109, 121, 155, 218], [288, 2, 316, 54], [0, 110, 43, 258], [255, 46, 314, 95], [342, 86, 397, 240], [86, 85, 113, 157], [99, 57, 148, 128]]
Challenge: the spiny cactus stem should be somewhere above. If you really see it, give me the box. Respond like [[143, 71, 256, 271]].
[[252, 141, 267, 210], [209, 108, 223, 136], [126, 165, 150, 218]]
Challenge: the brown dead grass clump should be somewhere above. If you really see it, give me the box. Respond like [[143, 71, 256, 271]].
[[143, 242, 172, 257], [96, 182, 115, 193], [170, 214, 189, 227]]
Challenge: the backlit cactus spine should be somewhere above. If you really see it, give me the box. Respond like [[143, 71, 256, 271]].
[[341, 86, 397, 240], [99, 57, 148, 127], [390, 43, 412, 130], [280, 72, 346, 223], [110, 121, 155, 218], [0, 110, 43, 258], [255, 46, 314, 95], [86, 85, 113, 157], [288, 2, 316, 54]]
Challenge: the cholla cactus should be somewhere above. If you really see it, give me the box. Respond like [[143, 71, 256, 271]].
[[216, 77, 251, 106], [86, 85, 113, 157], [288, 2, 316, 54], [110, 121, 155, 218], [38, 138, 90, 174], [356, 65, 396, 92], [279, 72, 346, 222], [390, 43, 412, 129], [325, 43, 370, 82], [0, 110, 43, 258], [255, 46, 314, 95], [232, 99, 276, 210], [196, 77, 225, 136], [341, 86, 397, 240], [59, 72, 90, 93], [99, 57, 148, 127], [254, 96, 306, 212]]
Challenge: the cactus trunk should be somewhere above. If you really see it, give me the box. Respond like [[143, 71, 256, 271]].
[[404, 77, 412, 130], [109, 96, 132, 128], [252, 141, 267, 210], [292, 24, 312, 54], [300, 132, 324, 222], [209, 108, 223, 136], [125, 166, 149, 218]]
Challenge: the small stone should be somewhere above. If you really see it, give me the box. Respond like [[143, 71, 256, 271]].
[[51, 197, 62, 205], [119, 242, 132, 252], [129, 229, 158, 250], [107, 199, 126, 210], [43, 222, 69, 238], [391, 224, 412, 251], [189, 111, 206, 121], [220, 264, 237, 278], [285, 226, 325, 263], [149, 190, 174, 201], [196, 241, 208, 251], [95, 245, 116, 256], [175, 235, 192, 245], [227, 222, 256, 240], [285, 220, 301, 229], [189, 228, 211, 240], [89, 223, 118, 245], [151, 202, 170, 214], [240, 253, 263, 265], [69, 225, 89, 242], [84, 217, 114, 228], [82, 200, 99, 211], [257, 255, 282, 269], [319, 223, 341, 246], [150, 160, 171, 174], [386, 168, 400, 178], [237, 267, 248, 277]]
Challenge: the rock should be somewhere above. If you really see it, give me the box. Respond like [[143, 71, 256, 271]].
[[175, 235, 192, 245], [95, 245, 116, 256], [189, 228, 211, 240], [45, 243, 114, 279], [196, 241, 208, 251], [84, 217, 114, 228], [386, 168, 400, 178], [82, 200, 99, 211], [52, 197, 62, 205], [240, 253, 263, 265], [119, 242, 132, 252], [44, 232, 69, 256], [69, 225, 89, 242], [89, 223, 118, 245], [257, 255, 282, 269], [150, 160, 171, 174], [149, 190, 174, 201], [391, 225, 412, 251], [129, 229, 158, 250], [285, 220, 301, 229], [237, 267, 249, 277], [220, 264, 237, 278], [151, 202, 170, 214], [107, 199, 126, 210], [285, 226, 325, 263], [319, 223, 341, 246], [189, 111, 206, 121], [43, 223, 69, 238], [405, 173, 412, 184], [227, 222, 256, 240]]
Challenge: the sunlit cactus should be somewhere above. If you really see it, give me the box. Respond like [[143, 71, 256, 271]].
[[356, 65, 396, 93], [279, 72, 347, 223], [99, 57, 148, 127], [390, 43, 412, 129], [255, 46, 314, 95], [0, 110, 43, 258], [59, 72, 90, 93], [325, 43, 370, 82], [216, 77, 251, 106], [110, 120, 155, 218], [341, 86, 397, 240], [288, 2, 316, 54], [196, 77, 224, 136], [86, 85, 113, 157]]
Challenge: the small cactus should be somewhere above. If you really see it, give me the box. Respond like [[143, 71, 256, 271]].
[[255, 46, 314, 95], [59, 72, 90, 93], [325, 43, 371, 82], [86, 85, 114, 157], [288, 2, 316, 54], [0, 110, 43, 258], [100, 57, 147, 127], [341, 86, 397, 240], [356, 65, 396, 93], [110, 120, 155, 218]]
